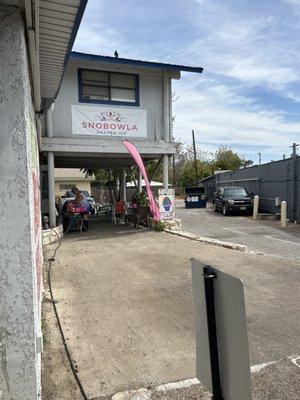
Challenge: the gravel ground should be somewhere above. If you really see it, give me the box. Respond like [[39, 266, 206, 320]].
[[42, 221, 300, 400]]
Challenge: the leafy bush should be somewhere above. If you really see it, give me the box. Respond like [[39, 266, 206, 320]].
[[154, 221, 165, 231]]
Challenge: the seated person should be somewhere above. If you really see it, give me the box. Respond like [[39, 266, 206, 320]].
[[65, 187, 90, 231], [71, 187, 90, 212]]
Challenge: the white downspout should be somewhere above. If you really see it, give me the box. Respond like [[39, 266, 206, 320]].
[[46, 103, 54, 138], [47, 151, 56, 228], [163, 71, 170, 189], [24, 0, 41, 111], [46, 103, 55, 227]]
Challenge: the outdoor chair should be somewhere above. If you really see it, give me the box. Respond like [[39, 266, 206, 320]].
[[112, 201, 126, 223], [63, 203, 90, 234]]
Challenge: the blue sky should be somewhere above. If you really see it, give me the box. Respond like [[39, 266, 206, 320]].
[[73, 0, 300, 163]]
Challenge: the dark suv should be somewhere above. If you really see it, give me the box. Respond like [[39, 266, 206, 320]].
[[213, 186, 253, 216]]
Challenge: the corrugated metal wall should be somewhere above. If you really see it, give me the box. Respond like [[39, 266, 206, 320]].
[[203, 156, 300, 222]]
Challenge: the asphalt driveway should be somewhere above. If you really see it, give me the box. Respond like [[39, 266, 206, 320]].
[[176, 200, 300, 262]]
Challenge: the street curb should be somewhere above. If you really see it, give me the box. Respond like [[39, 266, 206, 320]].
[[164, 229, 249, 252]]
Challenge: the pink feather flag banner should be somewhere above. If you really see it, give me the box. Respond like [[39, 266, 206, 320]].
[[123, 140, 160, 221]]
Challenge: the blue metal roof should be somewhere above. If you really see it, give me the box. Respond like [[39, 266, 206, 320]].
[[69, 51, 204, 73]]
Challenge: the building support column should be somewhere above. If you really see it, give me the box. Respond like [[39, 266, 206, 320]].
[[138, 168, 142, 194], [47, 151, 56, 228], [163, 71, 170, 142], [163, 154, 169, 190], [122, 169, 127, 202], [163, 71, 171, 191]]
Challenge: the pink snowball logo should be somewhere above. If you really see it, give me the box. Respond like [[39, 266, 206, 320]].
[[162, 196, 172, 211]]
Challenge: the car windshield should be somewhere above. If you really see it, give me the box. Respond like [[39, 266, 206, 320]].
[[224, 187, 248, 197]]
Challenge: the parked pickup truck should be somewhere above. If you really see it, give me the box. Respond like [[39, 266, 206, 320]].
[[212, 186, 253, 216]]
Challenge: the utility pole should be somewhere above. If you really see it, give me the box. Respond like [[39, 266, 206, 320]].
[[192, 130, 199, 186], [290, 142, 299, 223], [258, 152, 261, 165]]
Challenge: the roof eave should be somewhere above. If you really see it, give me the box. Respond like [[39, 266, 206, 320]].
[[69, 51, 204, 74], [39, 0, 88, 110]]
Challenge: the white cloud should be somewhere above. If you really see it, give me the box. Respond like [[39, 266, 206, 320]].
[[73, 0, 300, 161], [173, 76, 300, 158], [187, 1, 300, 93]]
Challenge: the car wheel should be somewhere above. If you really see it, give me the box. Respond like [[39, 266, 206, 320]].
[[213, 202, 217, 212], [222, 205, 228, 216]]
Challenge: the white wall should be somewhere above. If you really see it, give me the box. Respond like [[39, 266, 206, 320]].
[[0, 6, 42, 400], [52, 61, 167, 141], [55, 180, 91, 196]]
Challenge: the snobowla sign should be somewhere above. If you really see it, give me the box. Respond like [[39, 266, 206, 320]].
[[71, 105, 147, 137]]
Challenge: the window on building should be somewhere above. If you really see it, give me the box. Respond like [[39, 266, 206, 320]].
[[79, 69, 139, 106]]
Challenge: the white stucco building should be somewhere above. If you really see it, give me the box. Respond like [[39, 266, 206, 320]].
[[42, 51, 203, 226], [0, 1, 87, 399], [54, 168, 94, 197], [0, 1, 202, 399]]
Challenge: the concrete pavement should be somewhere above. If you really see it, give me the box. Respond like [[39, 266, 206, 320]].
[[42, 222, 300, 400], [175, 200, 300, 262]]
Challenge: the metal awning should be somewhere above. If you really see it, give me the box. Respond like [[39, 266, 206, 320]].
[[38, 0, 87, 107]]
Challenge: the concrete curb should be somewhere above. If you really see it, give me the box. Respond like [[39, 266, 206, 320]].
[[164, 229, 249, 252]]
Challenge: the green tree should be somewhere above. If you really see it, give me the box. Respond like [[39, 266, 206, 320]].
[[92, 169, 110, 184], [173, 142, 212, 189], [177, 159, 212, 188], [145, 159, 163, 182], [212, 146, 244, 171]]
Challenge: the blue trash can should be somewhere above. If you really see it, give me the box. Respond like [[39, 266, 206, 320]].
[[184, 187, 207, 209]]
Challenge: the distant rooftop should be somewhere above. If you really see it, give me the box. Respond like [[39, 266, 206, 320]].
[[54, 168, 94, 181], [70, 51, 204, 74]]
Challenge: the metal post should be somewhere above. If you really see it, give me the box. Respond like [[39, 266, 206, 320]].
[[122, 169, 127, 202], [47, 151, 56, 228], [192, 130, 198, 186], [281, 201, 287, 227], [172, 154, 176, 188], [203, 267, 224, 400], [290, 143, 298, 223], [258, 152, 261, 165], [253, 195, 259, 220], [138, 168, 142, 194], [163, 154, 169, 190]]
